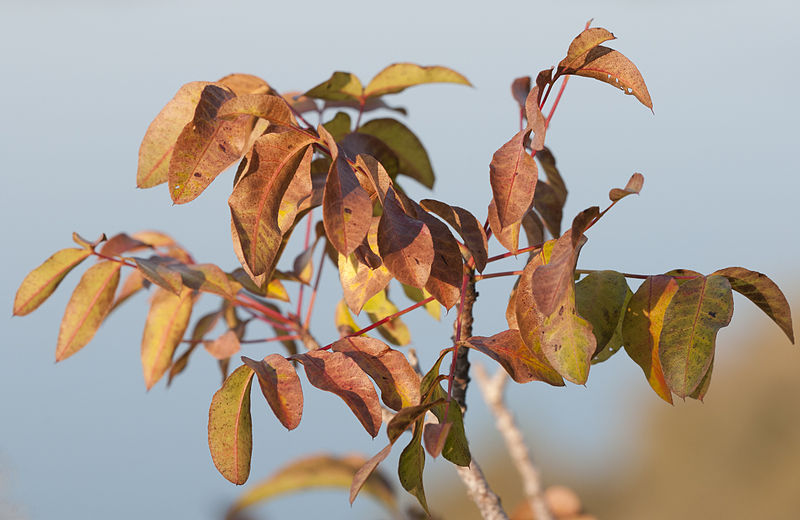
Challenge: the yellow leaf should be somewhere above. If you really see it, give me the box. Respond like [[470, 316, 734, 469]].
[[141, 287, 194, 389], [14, 248, 92, 316]]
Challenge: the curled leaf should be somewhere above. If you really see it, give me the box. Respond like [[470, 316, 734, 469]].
[[609, 172, 644, 201], [242, 354, 303, 430]]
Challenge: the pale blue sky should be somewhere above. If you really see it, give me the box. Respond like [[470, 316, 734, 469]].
[[2, 1, 798, 519]]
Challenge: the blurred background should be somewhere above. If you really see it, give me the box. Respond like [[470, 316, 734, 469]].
[[1, 1, 798, 518]]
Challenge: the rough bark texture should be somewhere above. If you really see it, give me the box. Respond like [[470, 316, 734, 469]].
[[451, 276, 477, 409]]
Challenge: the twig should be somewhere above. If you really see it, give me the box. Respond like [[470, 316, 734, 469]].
[[474, 364, 553, 520], [456, 460, 509, 520]]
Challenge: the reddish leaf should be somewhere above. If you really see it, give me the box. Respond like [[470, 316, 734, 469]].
[[535, 147, 567, 206], [137, 81, 211, 188], [363, 289, 412, 346], [466, 330, 564, 386], [712, 267, 794, 343], [524, 86, 547, 150], [216, 93, 294, 123], [557, 27, 616, 72], [71, 232, 106, 250], [295, 350, 382, 437], [131, 230, 178, 248], [242, 354, 303, 430], [169, 84, 250, 204], [354, 154, 392, 204], [133, 256, 184, 295], [420, 199, 488, 273], [659, 275, 734, 398], [621, 275, 678, 404], [535, 68, 553, 101], [423, 422, 451, 459], [55, 260, 122, 361], [98, 233, 150, 257], [488, 198, 521, 253], [609, 172, 644, 201], [533, 181, 564, 238], [427, 385, 471, 466], [229, 128, 316, 276], [14, 248, 92, 316], [331, 336, 421, 410], [377, 188, 434, 288], [140, 287, 194, 389], [511, 76, 531, 111], [490, 128, 538, 229], [364, 63, 471, 98], [357, 118, 435, 188], [350, 445, 395, 506], [386, 400, 443, 443], [204, 329, 241, 360], [521, 210, 545, 251], [304, 71, 363, 101], [339, 132, 400, 177], [208, 364, 254, 485], [178, 263, 239, 299]]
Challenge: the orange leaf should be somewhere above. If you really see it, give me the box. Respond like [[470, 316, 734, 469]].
[[14, 247, 92, 316], [490, 129, 538, 229], [242, 354, 303, 430], [208, 364, 254, 485], [466, 329, 564, 386], [204, 329, 241, 360], [558, 27, 616, 72], [141, 287, 194, 390], [609, 172, 644, 201], [377, 189, 434, 288]]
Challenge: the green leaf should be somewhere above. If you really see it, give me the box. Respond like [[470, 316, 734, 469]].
[[304, 71, 364, 101], [242, 354, 303, 430], [358, 118, 435, 188], [428, 385, 471, 466], [141, 287, 194, 390], [659, 275, 734, 398], [322, 111, 352, 142], [208, 364, 254, 485], [398, 420, 429, 515], [55, 260, 122, 361], [575, 270, 631, 353], [622, 275, 678, 404], [363, 289, 412, 346], [14, 248, 92, 316], [540, 291, 596, 385], [137, 81, 211, 188], [402, 284, 441, 321], [331, 336, 421, 411], [712, 267, 794, 344], [364, 63, 471, 98], [295, 350, 383, 437], [228, 454, 397, 515]]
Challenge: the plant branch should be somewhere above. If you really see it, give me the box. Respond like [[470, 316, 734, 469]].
[[239, 335, 300, 344], [449, 270, 476, 410], [474, 364, 553, 520], [456, 460, 509, 520]]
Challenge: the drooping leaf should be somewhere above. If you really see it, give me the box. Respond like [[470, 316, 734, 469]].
[[591, 283, 632, 364], [466, 329, 564, 386], [131, 230, 178, 248], [558, 45, 653, 110], [14, 248, 92, 316], [208, 364, 254, 485], [331, 336, 420, 410], [402, 284, 441, 321], [230, 128, 316, 276], [622, 275, 679, 404], [363, 288, 412, 346], [295, 350, 382, 437], [712, 267, 794, 343], [364, 63, 471, 98], [533, 181, 565, 238], [427, 385, 471, 466], [137, 81, 211, 188], [229, 454, 397, 515], [168, 310, 221, 385], [557, 27, 616, 72], [659, 275, 734, 398], [540, 291, 596, 385], [535, 146, 567, 207], [377, 188, 434, 289], [689, 356, 713, 402], [350, 445, 395, 506], [319, 126, 373, 256], [355, 154, 393, 204], [54, 260, 121, 361], [490, 129, 538, 229], [521, 210, 545, 251], [397, 420, 428, 514], [423, 422, 452, 459], [358, 118, 435, 188], [338, 242, 393, 315], [511, 76, 531, 112], [110, 268, 146, 313], [133, 256, 185, 295], [141, 287, 194, 389], [168, 84, 250, 204], [534, 68, 553, 102], [304, 71, 364, 101], [487, 198, 521, 253], [575, 270, 630, 353], [386, 400, 444, 443], [421, 200, 488, 273], [242, 354, 303, 430], [204, 329, 241, 360], [609, 172, 644, 201]]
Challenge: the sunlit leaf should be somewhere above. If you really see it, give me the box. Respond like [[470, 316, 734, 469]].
[[363, 288, 412, 346], [229, 454, 397, 515], [377, 188, 434, 288], [295, 350, 382, 437], [420, 199, 488, 272], [338, 217, 393, 314], [217, 73, 271, 95], [178, 263, 239, 299], [98, 233, 150, 257], [55, 260, 121, 361], [137, 81, 211, 188], [521, 209, 545, 252], [331, 336, 421, 410], [217, 93, 294, 123], [575, 270, 630, 353], [322, 111, 352, 142], [712, 267, 794, 343], [208, 364, 254, 485], [131, 230, 178, 249], [609, 172, 644, 201], [14, 248, 92, 316], [622, 275, 678, 403], [242, 354, 303, 430], [335, 299, 360, 336], [340, 132, 400, 177], [466, 329, 564, 386], [659, 275, 733, 398], [304, 71, 364, 101], [133, 256, 184, 295], [204, 329, 241, 360], [402, 284, 441, 321], [141, 287, 194, 389], [364, 63, 471, 98], [558, 27, 616, 72], [487, 198, 521, 253], [490, 128, 538, 229], [350, 445, 395, 506], [358, 118, 435, 188]]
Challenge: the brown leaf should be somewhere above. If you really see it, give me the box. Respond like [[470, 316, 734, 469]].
[[423, 422, 451, 458], [133, 256, 185, 295], [354, 154, 393, 205], [168, 310, 221, 386], [55, 260, 122, 361], [217, 73, 271, 95], [488, 198, 521, 253], [377, 188, 434, 288], [141, 287, 194, 389], [490, 129, 538, 229], [466, 329, 564, 385], [216, 93, 294, 123], [350, 445, 395, 506], [558, 27, 616, 72], [208, 364, 254, 485], [110, 268, 146, 313], [339, 132, 400, 177], [524, 86, 547, 151], [535, 68, 554, 101], [98, 233, 150, 257], [609, 172, 644, 201], [242, 354, 303, 430], [532, 181, 564, 238], [511, 76, 531, 112], [331, 336, 421, 411], [229, 128, 316, 276], [168, 84, 250, 204], [137, 81, 211, 188], [521, 210, 545, 251], [420, 199, 488, 273], [204, 329, 241, 360], [536, 147, 567, 205], [295, 350, 382, 437], [14, 248, 92, 316]]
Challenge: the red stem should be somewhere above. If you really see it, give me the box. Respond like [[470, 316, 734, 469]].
[[544, 76, 570, 129], [446, 269, 471, 403], [302, 245, 328, 330], [473, 270, 524, 281], [296, 210, 315, 318], [486, 242, 544, 264], [239, 335, 300, 344], [236, 293, 296, 326]]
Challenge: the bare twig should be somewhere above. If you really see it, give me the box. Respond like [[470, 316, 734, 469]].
[[474, 364, 553, 520], [455, 460, 509, 520]]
